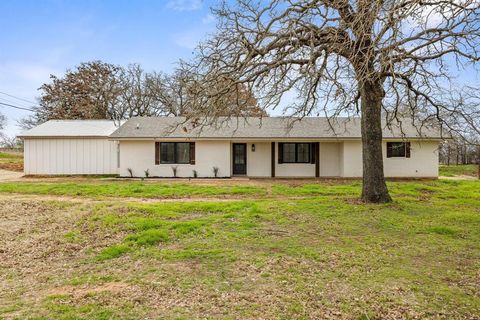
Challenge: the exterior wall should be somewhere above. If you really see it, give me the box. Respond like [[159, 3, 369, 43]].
[[342, 141, 363, 177], [319, 142, 341, 177], [338, 142, 345, 177], [341, 140, 439, 178], [24, 138, 118, 175], [245, 142, 271, 177], [117, 139, 439, 178], [274, 142, 316, 177], [246, 142, 342, 178], [119, 140, 231, 177], [383, 140, 439, 177]]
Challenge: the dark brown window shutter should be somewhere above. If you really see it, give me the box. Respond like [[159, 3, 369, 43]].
[[310, 143, 315, 164], [155, 142, 160, 165], [190, 142, 196, 164], [278, 143, 283, 164], [271, 142, 275, 177], [386, 142, 393, 158], [406, 142, 411, 158]]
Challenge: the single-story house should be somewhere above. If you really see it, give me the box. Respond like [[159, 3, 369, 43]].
[[19, 116, 443, 178]]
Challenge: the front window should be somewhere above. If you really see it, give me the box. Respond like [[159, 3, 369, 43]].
[[297, 143, 310, 163], [160, 142, 191, 164], [282, 143, 297, 163], [387, 142, 410, 158], [281, 143, 311, 163]]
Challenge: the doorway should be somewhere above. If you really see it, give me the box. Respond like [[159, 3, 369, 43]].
[[232, 143, 247, 175]]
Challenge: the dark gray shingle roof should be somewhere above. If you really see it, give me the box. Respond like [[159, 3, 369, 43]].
[[109, 116, 443, 139]]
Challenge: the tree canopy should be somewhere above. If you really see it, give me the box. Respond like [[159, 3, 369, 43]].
[[20, 61, 263, 130]]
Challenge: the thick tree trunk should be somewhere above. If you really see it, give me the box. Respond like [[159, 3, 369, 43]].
[[360, 80, 392, 203]]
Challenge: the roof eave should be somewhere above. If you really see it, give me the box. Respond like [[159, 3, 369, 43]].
[[108, 136, 445, 140]]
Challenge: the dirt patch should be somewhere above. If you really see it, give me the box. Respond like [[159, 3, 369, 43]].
[[0, 169, 23, 181], [47, 282, 130, 298], [0, 200, 87, 306], [341, 197, 366, 205], [0, 193, 313, 204], [440, 175, 478, 180]]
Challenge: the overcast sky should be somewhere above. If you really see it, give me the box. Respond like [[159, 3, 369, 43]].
[[0, 0, 218, 136]]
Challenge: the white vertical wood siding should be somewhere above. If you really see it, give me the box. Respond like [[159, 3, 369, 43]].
[[24, 138, 118, 175]]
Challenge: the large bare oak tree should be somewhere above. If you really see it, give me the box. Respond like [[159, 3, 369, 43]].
[[183, 0, 480, 203]]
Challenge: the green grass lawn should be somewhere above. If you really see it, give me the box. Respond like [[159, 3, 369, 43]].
[[0, 181, 267, 198], [440, 164, 479, 177], [0, 179, 479, 319]]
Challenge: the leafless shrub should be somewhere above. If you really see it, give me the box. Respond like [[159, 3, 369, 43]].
[[171, 166, 178, 178]]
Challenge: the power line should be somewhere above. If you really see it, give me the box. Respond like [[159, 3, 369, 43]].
[[0, 101, 34, 112], [0, 96, 33, 109], [0, 91, 37, 105]]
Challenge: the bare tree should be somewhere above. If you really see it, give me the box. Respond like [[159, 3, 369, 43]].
[[185, 75, 266, 118], [18, 61, 264, 130], [0, 135, 22, 149], [156, 69, 266, 117], [183, 0, 480, 202], [440, 137, 479, 165], [112, 64, 172, 121], [0, 112, 6, 132], [148, 69, 194, 116]]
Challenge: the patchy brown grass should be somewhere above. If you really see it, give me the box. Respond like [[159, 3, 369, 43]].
[[0, 151, 23, 172], [0, 179, 479, 319], [0, 162, 23, 172]]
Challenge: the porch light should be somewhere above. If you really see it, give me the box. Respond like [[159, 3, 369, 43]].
[[251, 144, 255, 152]]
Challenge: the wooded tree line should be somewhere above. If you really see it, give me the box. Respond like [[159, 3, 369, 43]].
[[440, 140, 480, 165], [19, 61, 265, 130]]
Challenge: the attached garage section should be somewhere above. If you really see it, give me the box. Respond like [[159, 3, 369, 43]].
[[19, 120, 119, 175]]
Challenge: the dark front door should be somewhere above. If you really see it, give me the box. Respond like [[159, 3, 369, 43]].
[[232, 143, 247, 175]]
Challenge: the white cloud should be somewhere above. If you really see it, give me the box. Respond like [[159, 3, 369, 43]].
[[166, 0, 202, 11], [202, 13, 215, 24]]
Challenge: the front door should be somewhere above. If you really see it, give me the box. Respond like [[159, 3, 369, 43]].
[[232, 143, 247, 175]]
